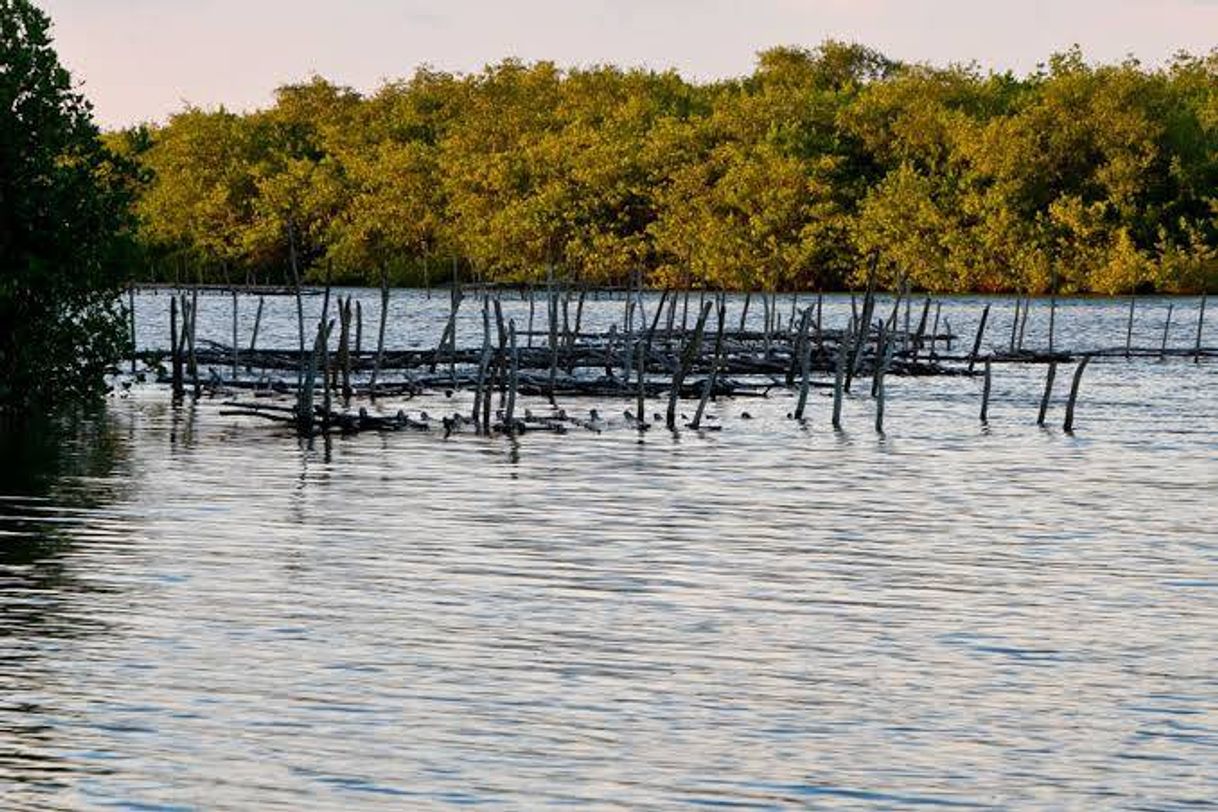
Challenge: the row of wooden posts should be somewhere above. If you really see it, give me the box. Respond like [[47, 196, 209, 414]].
[[142, 280, 1211, 437]]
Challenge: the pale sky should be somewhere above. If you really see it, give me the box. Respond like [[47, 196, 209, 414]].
[[39, 0, 1218, 128]]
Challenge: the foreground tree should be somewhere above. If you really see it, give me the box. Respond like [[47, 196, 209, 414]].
[[0, 0, 133, 410]]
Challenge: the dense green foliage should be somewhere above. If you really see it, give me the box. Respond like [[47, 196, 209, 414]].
[[120, 43, 1218, 294], [1, 0, 133, 410]]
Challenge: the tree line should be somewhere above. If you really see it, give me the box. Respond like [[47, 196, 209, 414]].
[[112, 43, 1218, 294]]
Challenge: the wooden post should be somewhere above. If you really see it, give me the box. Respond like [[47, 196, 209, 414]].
[[832, 330, 847, 430], [288, 220, 306, 391], [187, 288, 199, 396], [1049, 295, 1057, 354], [248, 296, 264, 357], [692, 298, 726, 429], [870, 320, 886, 399], [473, 299, 491, 433], [319, 286, 332, 428], [739, 291, 751, 332], [793, 307, 814, 421], [1195, 293, 1207, 364], [298, 319, 332, 437], [636, 328, 647, 430], [666, 301, 712, 431], [1125, 295, 1136, 359], [1036, 361, 1057, 426], [980, 360, 992, 424], [1009, 296, 1021, 353], [967, 304, 990, 373], [482, 299, 493, 432], [527, 287, 535, 349], [1159, 303, 1174, 360], [548, 270, 559, 404], [339, 298, 352, 403], [369, 269, 389, 400], [875, 333, 892, 434], [170, 295, 183, 398], [1017, 295, 1030, 351], [128, 284, 137, 374], [231, 289, 239, 382], [506, 320, 519, 433], [355, 300, 362, 355], [1062, 356, 1091, 433], [930, 302, 942, 358]]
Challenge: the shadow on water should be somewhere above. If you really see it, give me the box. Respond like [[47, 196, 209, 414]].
[[0, 412, 134, 806]]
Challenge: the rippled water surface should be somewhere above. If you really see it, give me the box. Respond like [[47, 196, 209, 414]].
[[2, 292, 1216, 810]]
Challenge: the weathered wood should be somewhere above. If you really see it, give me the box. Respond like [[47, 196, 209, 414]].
[[980, 360, 992, 424], [793, 306, 814, 421], [1160, 303, 1174, 360], [1195, 293, 1207, 364], [128, 284, 137, 374], [667, 301, 712, 431], [1036, 361, 1057, 426], [1062, 356, 1091, 433], [1125, 295, 1136, 359], [506, 320, 519, 432], [1009, 296, 1021, 353], [967, 304, 991, 374], [248, 295, 265, 358], [369, 269, 390, 400], [170, 295, 183, 398], [832, 329, 847, 430], [231, 289, 239, 381], [692, 298, 727, 429], [1017, 295, 1030, 351]]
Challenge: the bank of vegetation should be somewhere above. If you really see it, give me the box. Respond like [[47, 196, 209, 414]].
[[113, 43, 1218, 294]]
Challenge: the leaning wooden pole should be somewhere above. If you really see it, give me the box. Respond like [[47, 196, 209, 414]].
[[666, 301, 712, 431], [691, 298, 726, 429], [968, 304, 991, 374], [1159, 303, 1174, 360], [1036, 361, 1057, 427], [1062, 357, 1091, 433]]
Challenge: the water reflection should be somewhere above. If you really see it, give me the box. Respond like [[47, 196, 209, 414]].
[[0, 296, 1216, 809], [0, 415, 136, 810]]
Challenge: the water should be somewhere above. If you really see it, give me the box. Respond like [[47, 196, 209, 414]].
[[2, 292, 1216, 810]]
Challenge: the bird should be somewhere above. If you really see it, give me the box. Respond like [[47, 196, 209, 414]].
[[741, 411, 753, 420]]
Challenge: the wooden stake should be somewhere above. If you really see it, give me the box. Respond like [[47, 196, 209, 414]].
[[1125, 295, 1136, 359], [832, 330, 847, 430], [980, 360, 992, 424], [248, 296, 264, 357], [1036, 361, 1057, 426], [1062, 357, 1091, 433], [793, 306, 814, 421], [1195, 293, 1207, 364], [170, 295, 183, 398], [231, 289, 239, 382], [369, 268, 389, 400], [128, 284, 137, 374], [692, 298, 726, 429], [968, 304, 990, 373], [667, 301, 711, 431], [506, 320, 519, 433], [1160, 303, 1174, 360]]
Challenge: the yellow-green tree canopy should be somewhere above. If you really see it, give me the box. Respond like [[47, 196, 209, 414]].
[[121, 42, 1218, 294]]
